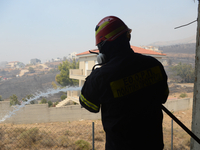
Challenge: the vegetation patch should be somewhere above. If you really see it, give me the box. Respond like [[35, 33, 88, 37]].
[[17, 128, 39, 148], [170, 62, 195, 83], [57, 135, 72, 147], [179, 93, 188, 98], [75, 139, 92, 150]]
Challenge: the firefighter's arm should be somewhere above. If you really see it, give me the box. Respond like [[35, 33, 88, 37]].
[[79, 74, 100, 113], [79, 93, 100, 113]]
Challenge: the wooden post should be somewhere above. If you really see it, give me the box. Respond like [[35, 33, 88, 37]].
[[191, 1, 200, 149]]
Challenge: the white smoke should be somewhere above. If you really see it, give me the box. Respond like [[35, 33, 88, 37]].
[[0, 86, 82, 123]]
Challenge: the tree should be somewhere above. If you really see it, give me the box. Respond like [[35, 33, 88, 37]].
[[22, 94, 35, 104], [0, 95, 3, 101], [170, 62, 195, 83], [52, 81, 58, 89], [37, 65, 43, 69], [61, 95, 67, 100], [167, 58, 172, 66], [40, 98, 47, 104], [56, 59, 79, 86], [28, 67, 35, 73], [10, 94, 20, 106], [48, 101, 53, 107], [63, 56, 67, 61]]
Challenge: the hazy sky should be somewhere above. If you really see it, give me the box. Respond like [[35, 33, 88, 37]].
[[0, 0, 198, 64]]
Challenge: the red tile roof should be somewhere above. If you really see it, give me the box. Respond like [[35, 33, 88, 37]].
[[76, 49, 99, 56], [76, 45, 166, 56], [131, 46, 166, 56]]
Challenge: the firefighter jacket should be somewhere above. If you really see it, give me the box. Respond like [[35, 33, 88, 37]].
[[79, 47, 169, 150]]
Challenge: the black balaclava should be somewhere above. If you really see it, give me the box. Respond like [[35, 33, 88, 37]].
[[98, 32, 132, 62]]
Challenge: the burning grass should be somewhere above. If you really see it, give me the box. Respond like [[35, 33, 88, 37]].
[[0, 109, 193, 150]]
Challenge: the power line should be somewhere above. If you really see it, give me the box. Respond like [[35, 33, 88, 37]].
[[174, 19, 197, 29]]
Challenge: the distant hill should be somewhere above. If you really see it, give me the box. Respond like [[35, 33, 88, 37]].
[[149, 35, 196, 47], [158, 43, 196, 54], [0, 72, 62, 101]]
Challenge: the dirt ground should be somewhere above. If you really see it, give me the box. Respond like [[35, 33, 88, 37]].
[[168, 83, 194, 99], [163, 108, 192, 150]]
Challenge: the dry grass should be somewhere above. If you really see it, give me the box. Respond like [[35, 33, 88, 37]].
[[163, 108, 192, 150], [0, 109, 193, 150], [0, 120, 105, 150]]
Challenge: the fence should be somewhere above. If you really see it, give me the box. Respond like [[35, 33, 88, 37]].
[[0, 98, 193, 150], [0, 120, 105, 150], [162, 108, 192, 150], [0, 111, 192, 150]]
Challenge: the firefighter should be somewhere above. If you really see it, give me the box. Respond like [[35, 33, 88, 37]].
[[79, 16, 169, 150]]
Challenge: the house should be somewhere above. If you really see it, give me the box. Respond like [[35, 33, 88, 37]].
[[140, 46, 162, 53], [54, 57, 62, 62], [69, 45, 166, 87], [29, 58, 41, 65], [5, 61, 25, 68], [68, 52, 78, 59], [16, 62, 25, 68], [6, 61, 19, 68]]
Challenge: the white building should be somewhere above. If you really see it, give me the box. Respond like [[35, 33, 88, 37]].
[[54, 57, 62, 62], [68, 52, 77, 59], [140, 46, 162, 53], [70, 45, 166, 87]]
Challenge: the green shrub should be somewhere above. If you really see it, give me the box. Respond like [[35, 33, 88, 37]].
[[0, 95, 3, 101], [52, 81, 58, 89], [57, 136, 72, 147], [180, 93, 187, 98], [6, 128, 26, 138], [17, 128, 39, 148], [75, 140, 91, 150], [10, 94, 20, 106], [54, 101, 59, 107], [48, 100, 53, 107], [61, 95, 67, 100], [28, 67, 35, 73], [40, 98, 47, 104], [40, 138, 54, 147]]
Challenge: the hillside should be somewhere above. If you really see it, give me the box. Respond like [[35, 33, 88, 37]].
[[159, 43, 195, 54], [0, 72, 64, 101], [149, 35, 195, 46], [0, 61, 64, 102]]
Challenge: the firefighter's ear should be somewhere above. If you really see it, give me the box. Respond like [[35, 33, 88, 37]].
[[97, 53, 106, 64]]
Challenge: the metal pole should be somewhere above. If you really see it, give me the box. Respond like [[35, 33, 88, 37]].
[[171, 119, 173, 150], [162, 105, 200, 144], [92, 122, 95, 150]]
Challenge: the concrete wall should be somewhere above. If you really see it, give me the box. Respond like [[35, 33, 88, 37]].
[[163, 98, 193, 112], [0, 101, 101, 124], [0, 98, 192, 124]]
